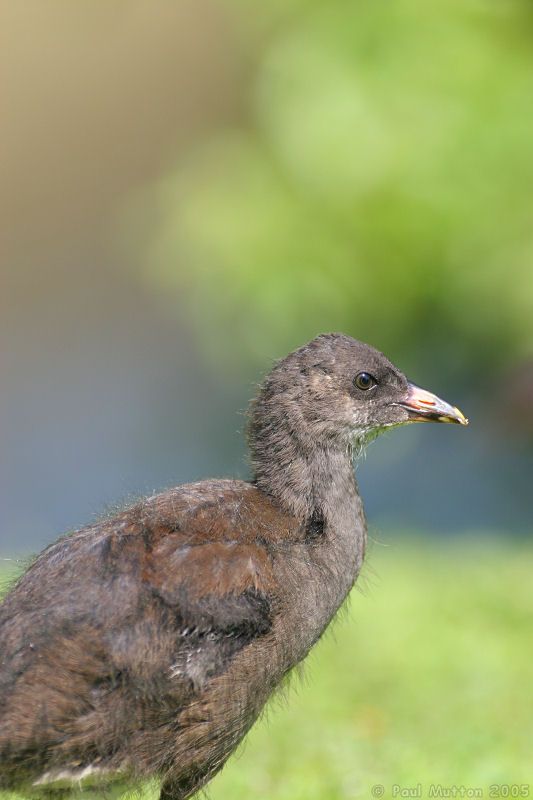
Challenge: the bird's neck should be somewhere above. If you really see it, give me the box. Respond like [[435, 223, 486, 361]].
[[250, 415, 360, 521], [250, 419, 367, 659], [254, 439, 355, 519]]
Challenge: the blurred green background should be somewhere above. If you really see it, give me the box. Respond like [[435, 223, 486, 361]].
[[1, 0, 532, 795]]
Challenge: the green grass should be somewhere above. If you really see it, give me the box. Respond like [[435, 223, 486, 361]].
[[3, 537, 533, 799]]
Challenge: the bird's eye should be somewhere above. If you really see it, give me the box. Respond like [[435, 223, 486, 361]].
[[354, 372, 376, 391]]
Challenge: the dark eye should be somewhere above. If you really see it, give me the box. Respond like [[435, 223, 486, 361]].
[[354, 371, 377, 391]]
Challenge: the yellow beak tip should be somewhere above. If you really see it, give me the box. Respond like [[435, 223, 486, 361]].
[[454, 408, 469, 426]]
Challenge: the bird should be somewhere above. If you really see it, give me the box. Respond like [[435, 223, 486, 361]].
[[0, 333, 467, 800]]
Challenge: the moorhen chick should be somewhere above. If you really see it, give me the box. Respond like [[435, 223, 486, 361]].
[[0, 334, 467, 799]]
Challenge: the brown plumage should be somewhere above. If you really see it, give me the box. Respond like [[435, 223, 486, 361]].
[[0, 334, 467, 799]]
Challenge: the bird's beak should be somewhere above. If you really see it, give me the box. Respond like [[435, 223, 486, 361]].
[[398, 382, 469, 426]]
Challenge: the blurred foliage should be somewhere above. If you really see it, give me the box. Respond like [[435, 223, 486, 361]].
[[131, 0, 533, 377], [7, 539, 531, 799]]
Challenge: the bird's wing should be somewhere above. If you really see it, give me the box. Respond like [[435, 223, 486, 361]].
[[145, 537, 275, 635], [0, 481, 282, 787]]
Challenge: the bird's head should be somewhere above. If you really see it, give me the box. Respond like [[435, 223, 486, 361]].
[[249, 333, 468, 457]]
